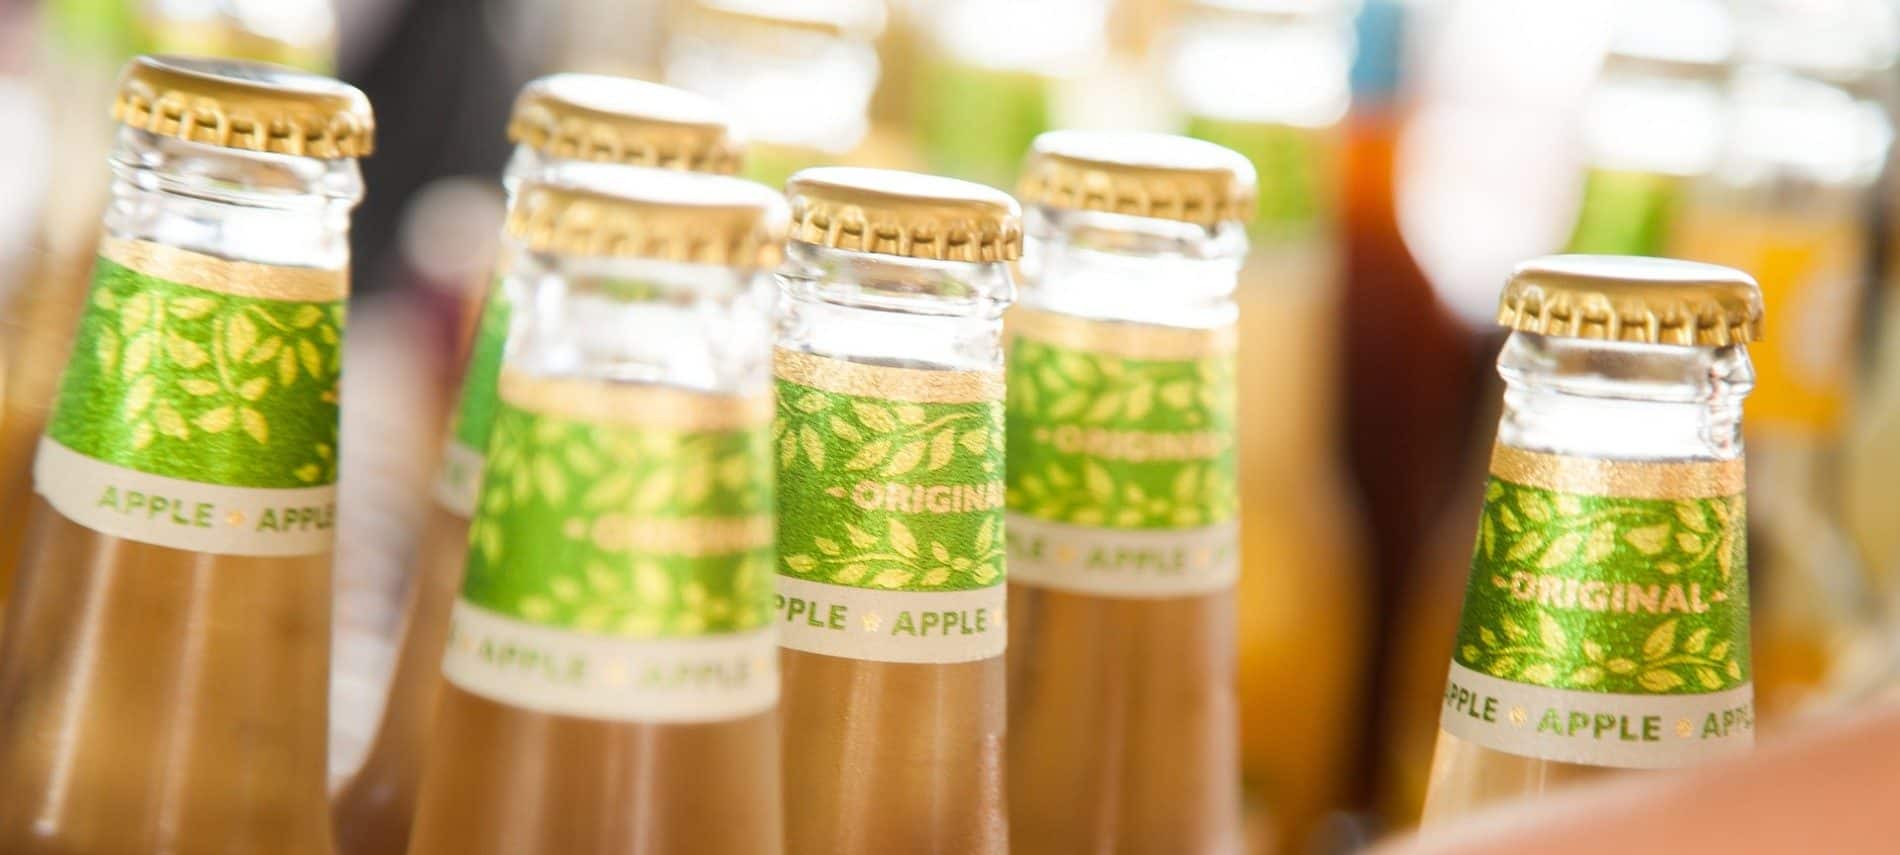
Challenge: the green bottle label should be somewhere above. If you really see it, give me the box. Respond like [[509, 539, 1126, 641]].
[[772, 349, 1007, 664], [915, 57, 1052, 189], [440, 371, 778, 723], [1562, 168, 1681, 256], [35, 239, 345, 556], [435, 278, 512, 517], [1440, 446, 1754, 769], [1184, 115, 1336, 241], [1005, 309, 1239, 597]]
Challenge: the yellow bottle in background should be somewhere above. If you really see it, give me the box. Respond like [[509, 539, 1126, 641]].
[[1168, 2, 1369, 849], [1420, 256, 1763, 823]]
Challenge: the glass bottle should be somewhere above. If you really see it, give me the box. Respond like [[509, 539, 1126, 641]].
[[1564, 0, 1732, 256], [1669, 0, 1895, 718], [1003, 130, 1248, 853], [773, 167, 1017, 854], [1419, 255, 1762, 823], [0, 55, 371, 852], [1166, 2, 1370, 848], [909, 0, 1107, 189], [0, 0, 339, 627], [330, 74, 742, 855], [406, 163, 789, 854], [663, 0, 888, 189]]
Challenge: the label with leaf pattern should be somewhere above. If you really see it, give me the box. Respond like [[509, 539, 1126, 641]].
[[1005, 309, 1238, 598], [773, 349, 1007, 664], [34, 238, 345, 556], [440, 371, 778, 723], [1440, 446, 1754, 769], [434, 278, 512, 517]]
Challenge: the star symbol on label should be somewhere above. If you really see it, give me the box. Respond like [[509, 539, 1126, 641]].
[[1676, 718, 1693, 738], [862, 612, 882, 632], [1509, 706, 1527, 727], [226, 510, 244, 527]]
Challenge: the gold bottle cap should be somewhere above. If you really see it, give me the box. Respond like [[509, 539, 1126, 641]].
[[680, 0, 887, 39], [112, 54, 374, 158], [785, 167, 1023, 262], [507, 74, 743, 173], [1018, 130, 1258, 227], [1497, 254, 1764, 347], [507, 163, 788, 267]]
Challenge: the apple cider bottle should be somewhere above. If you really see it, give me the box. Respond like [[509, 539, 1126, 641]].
[[1004, 131, 1251, 854], [405, 163, 788, 854], [772, 167, 1019, 854], [331, 73, 742, 855], [1420, 255, 1762, 823], [0, 55, 372, 853]]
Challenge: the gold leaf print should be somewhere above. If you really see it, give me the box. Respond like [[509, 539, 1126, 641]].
[[226, 313, 258, 361], [1497, 503, 1520, 532], [565, 444, 602, 477], [298, 340, 322, 378], [121, 292, 153, 333], [123, 332, 155, 379], [1538, 612, 1566, 649], [1173, 467, 1201, 502], [799, 425, 826, 470], [889, 519, 918, 559], [1607, 657, 1637, 674], [1709, 641, 1731, 661], [853, 402, 896, 432], [194, 406, 234, 434], [846, 438, 892, 470], [249, 337, 282, 365], [1125, 383, 1154, 420], [96, 328, 119, 372], [1554, 494, 1584, 516], [1695, 667, 1723, 689], [1086, 462, 1114, 503], [885, 440, 925, 475], [894, 404, 926, 425], [784, 555, 817, 572], [829, 416, 863, 443], [1583, 640, 1605, 661], [534, 459, 567, 503], [292, 305, 324, 328], [1582, 523, 1616, 563], [815, 537, 842, 556], [1160, 381, 1193, 409], [872, 568, 912, 588], [960, 430, 988, 455], [931, 542, 951, 563], [1571, 666, 1604, 686], [1726, 659, 1742, 680], [155, 400, 189, 439], [238, 377, 270, 401], [1517, 492, 1550, 522], [278, 347, 298, 386], [1675, 501, 1708, 533], [1539, 532, 1582, 568], [1084, 392, 1123, 423], [1681, 627, 1710, 654], [1624, 524, 1669, 555], [779, 432, 797, 468], [1504, 531, 1545, 562], [295, 464, 320, 482], [795, 393, 829, 413], [168, 296, 214, 319], [1520, 663, 1558, 684], [835, 563, 870, 584], [635, 562, 671, 602], [165, 334, 209, 368], [1501, 615, 1527, 641], [241, 408, 268, 444], [1643, 619, 1678, 660], [582, 472, 634, 509], [1638, 670, 1685, 691], [1487, 657, 1518, 677], [680, 461, 712, 505], [921, 568, 951, 586], [973, 563, 1000, 584], [1479, 627, 1500, 647], [93, 287, 117, 311], [125, 375, 157, 416], [974, 516, 995, 553], [927, 430, 955, 470], [634, 470, 674, 512], [845, 524, 877, 549], [1675, 532, 1703, 553], [717, 454, 750, 491], [131, 420, 155, 450]]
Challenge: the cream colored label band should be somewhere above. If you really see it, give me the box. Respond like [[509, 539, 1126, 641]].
[[1438, 661, 1753, 769], [1005, 513, 1238, 598], [34, 437, 336, 556], [774, 574, 1006, 664], [441, 600, 779, 724]]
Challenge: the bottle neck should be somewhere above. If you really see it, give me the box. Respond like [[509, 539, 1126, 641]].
[[504, 248, 770, 396], [774, 241, 1013, 372], [1496, 331, 1753, 462], [1019, 205, 1242, 330], [104, 128, 363, 270]]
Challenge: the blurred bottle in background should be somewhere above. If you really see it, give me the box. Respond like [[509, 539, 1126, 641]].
[[664, 0, 891, 188], [909, 0, 1106, 189], [1377, 0, 1736, 825], [0, 0, 337, 634], [1667, 0, 1897, 719], [1166, 1, 1371, 850]]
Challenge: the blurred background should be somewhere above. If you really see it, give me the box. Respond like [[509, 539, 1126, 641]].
[[0, 0, 1897, 852]]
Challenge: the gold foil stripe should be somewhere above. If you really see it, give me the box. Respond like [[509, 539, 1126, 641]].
[[1489, 445, 1744, 499], [499, 370, 771, 431], [1007, 307, 1235, 361], [100, 238, 348, 303], [773, 348, 1003, 404]]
